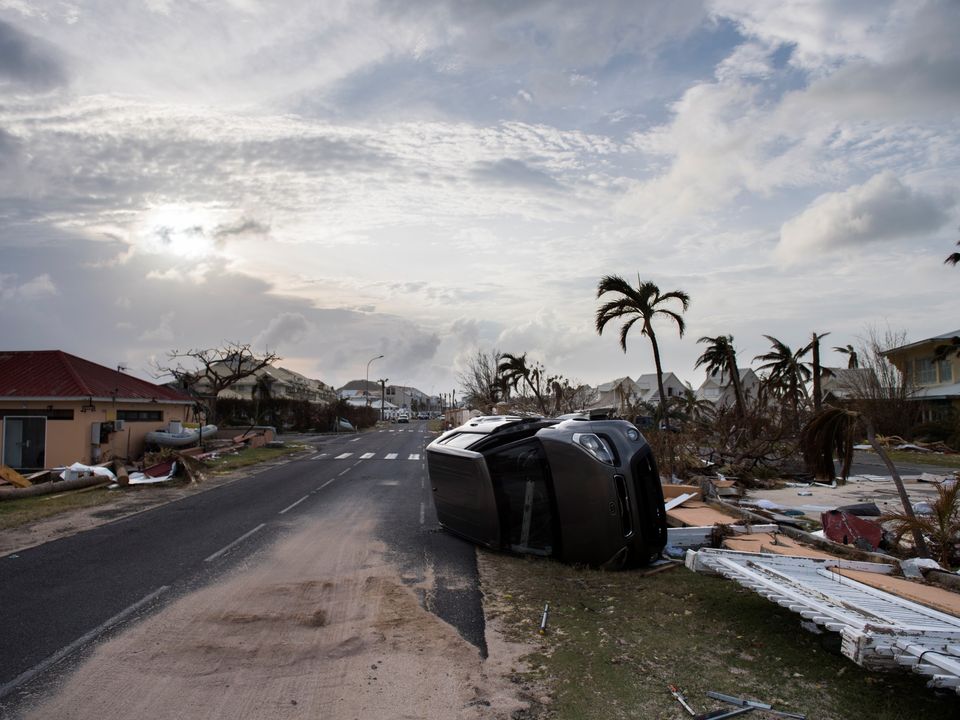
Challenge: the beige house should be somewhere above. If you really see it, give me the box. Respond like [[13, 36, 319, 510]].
[[197, 362, 336, 404], [883, 330, 960, 420], [0, 350, 195, 471]]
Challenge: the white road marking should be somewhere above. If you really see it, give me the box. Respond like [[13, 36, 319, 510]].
[[205, 523, 266, 563], [310, 453, 328, 460], [338, 468, 351, 476], [419, 502, 425, 525], [385, 453, 398, 460], [0, 585, 170, 700], [278, 495, 309, 515], [381, 480, 399, 486], [350, 437, 361, 442], [335, 452, 353, 459], [318, 478, 335, 490], [360, 452, 374, 459], [408, 453, 420, 460]]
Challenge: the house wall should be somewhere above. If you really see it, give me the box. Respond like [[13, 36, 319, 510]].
[[888, 345, 958, 389], [0, 400, 192, 469]]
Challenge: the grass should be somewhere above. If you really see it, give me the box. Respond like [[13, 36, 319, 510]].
[[882, 449, 960, 469], [202, 443, 310, 473], [0, 485, 117, 530], [481, 552, 960, 720]]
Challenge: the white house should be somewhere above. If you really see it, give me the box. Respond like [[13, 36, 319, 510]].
[[695, 368, 760, 408]]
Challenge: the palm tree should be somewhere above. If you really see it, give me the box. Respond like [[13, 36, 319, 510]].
[[595, 275, 690, 430], [695, 334, 745, 419], [882, 480, 960, 567], [668, 387, 716, 426], [833, 344, 859, 369], [497, 352, 548, 414], [946, 239, 960, 266], [800, 407, 930, 558], [754, 335, 811, 429]]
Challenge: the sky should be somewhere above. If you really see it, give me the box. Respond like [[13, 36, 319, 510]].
[[1, 0, 958, 396]]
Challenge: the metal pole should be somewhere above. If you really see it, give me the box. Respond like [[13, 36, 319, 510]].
[[365, 354, 383, 408]]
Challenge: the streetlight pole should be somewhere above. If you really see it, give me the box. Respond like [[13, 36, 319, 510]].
[[365, 354, 384, 408], [379, 378, 388, 422]]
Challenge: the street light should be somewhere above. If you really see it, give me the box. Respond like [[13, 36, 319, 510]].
[[365, 354, 384, 407]]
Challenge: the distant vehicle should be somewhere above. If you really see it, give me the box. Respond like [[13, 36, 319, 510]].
[[417, 412, 429, 420], [426, 415, 666, 568], [397, 411, 410, 423]]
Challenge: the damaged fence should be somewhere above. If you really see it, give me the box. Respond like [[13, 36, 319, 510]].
[[686, 547, 960, 694]]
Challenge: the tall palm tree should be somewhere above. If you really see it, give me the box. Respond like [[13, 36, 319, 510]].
[[695, 334, 745, 419], [595, 275, 690, 430], [754, 335, 811, 429], [833, 344, 859, 369]]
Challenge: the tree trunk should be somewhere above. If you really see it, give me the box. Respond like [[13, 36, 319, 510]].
[[726, 347, 745, 419], [864, 417, 930, 558], [812, 334, 823, 412], [648, 329, 669, 431]]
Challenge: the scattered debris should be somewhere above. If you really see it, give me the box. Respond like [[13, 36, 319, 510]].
[[821, 510, 883, 551], [668, 684, 696, 716], [0, 464, 31, 488], [706, 691, 806, 719], [687, 547, 960, 695], [539, 603, 549, 635]]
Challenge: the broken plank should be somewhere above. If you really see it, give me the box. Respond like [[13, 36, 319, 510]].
[[0, 464, 31, 488]]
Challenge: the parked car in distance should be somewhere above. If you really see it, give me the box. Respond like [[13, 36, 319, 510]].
[[417, 412, 430, 420], [425, 415, 667, 568], [397, 411, 410, 423]]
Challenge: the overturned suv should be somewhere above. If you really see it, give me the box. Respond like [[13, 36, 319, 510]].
[[426, 415, 667, 568]]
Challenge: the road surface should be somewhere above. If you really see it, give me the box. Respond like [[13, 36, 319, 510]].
[[0, 422, 525, 719]]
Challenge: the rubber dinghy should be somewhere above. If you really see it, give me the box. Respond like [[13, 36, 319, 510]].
[[145, 424, 218, 448]]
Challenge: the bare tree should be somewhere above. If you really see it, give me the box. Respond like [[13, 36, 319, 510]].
[[844, 324, 919, 437], [155, 342, 280, 423], [457, 348, 504, 413]]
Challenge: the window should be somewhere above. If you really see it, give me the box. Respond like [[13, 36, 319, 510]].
[[117, 409, 164, 422], [937, 357, 953, 384], [913, 357, 936, 385]]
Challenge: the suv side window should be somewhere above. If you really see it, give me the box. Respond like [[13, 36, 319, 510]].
[[486, 440, 556, 555]]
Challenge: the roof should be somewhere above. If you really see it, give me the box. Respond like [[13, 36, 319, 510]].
[[0, 351, 193, 403], [909, 381, 960, 400], [882, 329, 960, 356]]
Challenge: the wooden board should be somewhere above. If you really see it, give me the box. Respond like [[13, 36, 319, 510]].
[[722, 532, 836, 559], [0, 464, 31, 488], [666, 500, 741, 527], [833, 568, 960, 619]]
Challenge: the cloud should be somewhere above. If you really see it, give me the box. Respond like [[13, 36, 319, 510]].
[[254, 312, 311, 350], [471, 158, 562, 190], [777, 171, 955, 262], [0, 19, 67, 90], [0, 272, 58, 301], [138, 312, 175, 343], [213, 218, 271, 240]]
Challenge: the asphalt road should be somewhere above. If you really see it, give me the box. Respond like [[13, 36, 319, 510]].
[[850, 449, 958, 476], [0, 421, 482, 713]]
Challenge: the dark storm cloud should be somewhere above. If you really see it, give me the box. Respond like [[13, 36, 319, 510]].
[[213, 218, 271, 239], [0, 20, 68, 90], [471, 158, 561, 190]]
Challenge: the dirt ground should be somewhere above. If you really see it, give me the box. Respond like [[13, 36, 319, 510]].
[[16, 495, 533, 720]]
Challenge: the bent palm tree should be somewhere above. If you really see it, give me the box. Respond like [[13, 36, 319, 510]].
[[695, 334, 745, 419], [497, 352, 548, 414], [801, 408, 930, 558], [833, 344, 859, 369], [595, 275, 689, 430], [754, 336, 811, 430], [946, 239, 960, 266]]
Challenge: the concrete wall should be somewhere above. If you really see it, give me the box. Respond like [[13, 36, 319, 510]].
[[0, 400, 192, 469]]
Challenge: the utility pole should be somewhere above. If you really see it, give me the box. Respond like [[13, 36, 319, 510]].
[[379, 378, 388, 422]]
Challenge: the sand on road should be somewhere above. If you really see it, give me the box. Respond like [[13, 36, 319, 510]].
[[20, 497, 531, 720]]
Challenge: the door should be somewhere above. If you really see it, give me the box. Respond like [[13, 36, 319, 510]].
[[2, 417, 46, 470]]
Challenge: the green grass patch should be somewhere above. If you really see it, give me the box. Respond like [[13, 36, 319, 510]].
[[882, 450, 960, 469], [0, 485, 116, 530], [203, 443, 310, 473], [482, 553, 960, 719]]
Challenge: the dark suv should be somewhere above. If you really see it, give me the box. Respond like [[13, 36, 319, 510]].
[[426, 415, 667, 568]]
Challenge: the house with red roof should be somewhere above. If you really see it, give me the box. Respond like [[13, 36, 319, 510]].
[[0, 351, 195, 471]]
